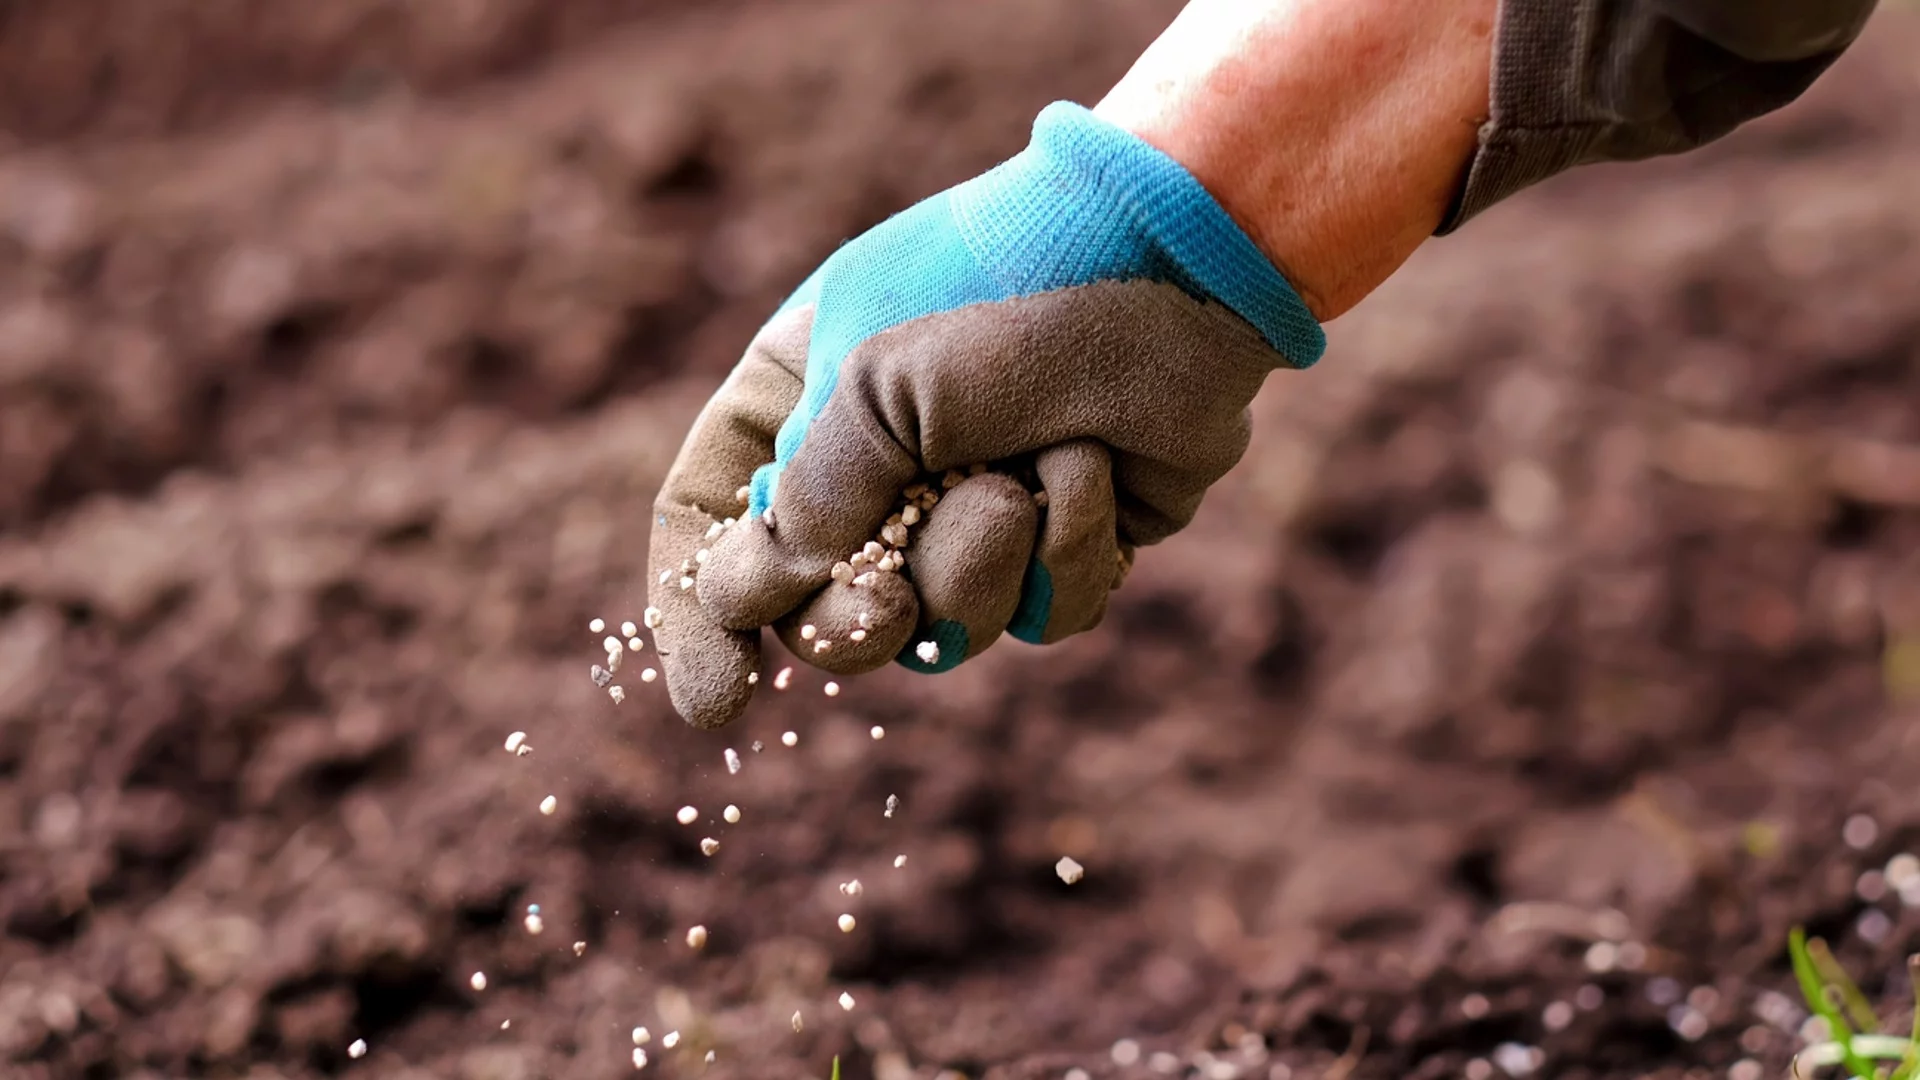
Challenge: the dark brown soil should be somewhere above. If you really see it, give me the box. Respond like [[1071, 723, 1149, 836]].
[[4, 4, 1920, 1079]]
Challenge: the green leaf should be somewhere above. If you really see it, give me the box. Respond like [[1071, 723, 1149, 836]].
[[1790, 927, 1877, 1080], [831, 1055, 841, 1080]]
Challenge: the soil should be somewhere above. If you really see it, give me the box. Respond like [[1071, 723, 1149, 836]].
[[4, 4, 1920, 1079]]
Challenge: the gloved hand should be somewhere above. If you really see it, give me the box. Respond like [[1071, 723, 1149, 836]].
[[647, 101, 1325, 728]]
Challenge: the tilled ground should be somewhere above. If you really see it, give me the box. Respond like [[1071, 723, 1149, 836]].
[[4, 4, 1920, 1079]]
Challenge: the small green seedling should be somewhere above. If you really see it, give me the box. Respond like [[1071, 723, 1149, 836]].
[[831, 1055, 841, 1080], [1788, 926, 1920, 1079]]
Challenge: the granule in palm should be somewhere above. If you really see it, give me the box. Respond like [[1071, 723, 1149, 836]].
[[632, 1026, 651, 1046], [540, 795, 558, 816], [800, 623, 817, 641], [850, 629, 867, 642], [814, 639, 831, 654], [631, 1048, 648, 1070], [658, 569, 671, 584], [679, 576, 694, 590], [1055, 856, 1084, 884], [774, 667, 793, 690], [832, 561, 855, 584], [621, 620, 638, 638], [608, 686, 626, 704], [662, 1031, 680, 1050], [644, 607, 663, 629], [686, 925, 708, 950], [641, 668, 658, 683], [591, 665, 613, 687], [504, 731, 527, 754], [901, 505, 920, 525], [694, 548, 710, 565], [838, 913, 856, 933], [723, 805, 741, 824], [590, 618, 606, 633], [470, 971, 488, 991], [824, 682, 840, 697], [700, 837, 719, 856], [915, 640, 940, 664], [838, 991, 855, 1012], [677, 805, 699, 825], [725, 747, 742, 774], [349, 1039, 368, 1059], [781, 730, 798, 747]]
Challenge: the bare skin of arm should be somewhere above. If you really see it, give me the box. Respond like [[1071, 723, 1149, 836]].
[[1094, 0, 1497, 321]]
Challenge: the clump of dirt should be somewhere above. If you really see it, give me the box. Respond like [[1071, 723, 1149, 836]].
[[3, 4, 1920, 1079]]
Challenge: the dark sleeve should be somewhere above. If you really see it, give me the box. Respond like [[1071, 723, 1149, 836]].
[[1436, 0, 1880, 234]]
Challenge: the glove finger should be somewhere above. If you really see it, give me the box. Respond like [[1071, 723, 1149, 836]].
[[698, 391, 920, 632], [895, 472, 1038, 673], [773, 570, 919, 676], [1009, 439, 1120, 644], [649, 307, 809, 728]]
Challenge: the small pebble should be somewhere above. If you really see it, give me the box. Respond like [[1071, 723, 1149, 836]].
[[644, 607, 663, 629], [632, 1027, 651, 1046], [838, 914, 857, 933], [470, 972, 488, 992], [590, 619, 606, 634], [781, 731, 799, 747], [1056, 856, 1085, 884], [723, 805, 741, 824], [746, 671, 759, 685], [504, 731, 528, 754], [832, 562, 855, 584], [608, 686, 626, 704], [725, 748, 742, 774], [824, 682, 841, 697], [641, 668, 658, 683], [591, 665, 613, 688], [775, 668, 793, 691], [662, 1031, 680, 1049], [540, 795, 557, 816], [686, 925, 708, 950], [869, 724, 883, 739], [349, 1038, 368, 1059], [839, 992, 855, 1011], [632, 1048, 648, 1070], [700, 838, 720, 856], [677, 806, 699, 825]]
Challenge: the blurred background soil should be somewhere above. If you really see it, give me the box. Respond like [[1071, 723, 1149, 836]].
[[3, 2, 1920, 1077]]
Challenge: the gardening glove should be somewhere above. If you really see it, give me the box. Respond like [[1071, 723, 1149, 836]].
[[648, 101, 1325, 729]]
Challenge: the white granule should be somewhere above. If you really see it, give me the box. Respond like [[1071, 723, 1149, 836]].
[[915, 640, 940, 664], [700, 838, 719, 856], [572, 941, 586, 956], [884, 794, 899, 818], [662, 1031, 680, 1050], [524, 913, 544, 935], [839, 992, 855, 1011], [620, 620, 638, 638], [725, 748, 742, 774], [774, 667, 793, 691], [677, 806, 699, 825], [736, 485, 752, 504], [869, 725, 884, 740], [469, 971, 488, 991], [590, 619, 606, 633], [679, 576, 695, 590], [791, 1011, 804, 1033], [349, 1039, 367, 1059], [1055, 856, 1084, 884], [539, 795, 557, 816], [781, 731, 798, 747], [723, 805, 741, 824], [591, 665, 613, 687], [824, 682, 841, 697], [838, 914, 856, 933], [686, 925, 708, 950], [658, 570, 671, 585], [832, 562, 855, 584], [643, 607, 663, 629], [632, 1026, 651, 1046], [841, 879, 863, 896], [504, 731, 527, 753], [640, 668, 658, 683], [746, 671, 759, 685], [894, 855, 907, 868], [608, 686, 626, 704], [800, 624, 817, 641], [604, 643, 622, 673], [631, 1047, 648, 1070], [850, 629, 867, 642], [627, 637, 644, 652]]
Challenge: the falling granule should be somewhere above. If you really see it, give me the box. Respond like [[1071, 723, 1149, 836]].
[[774, 668, 793, 691], [724, 748, 742, 775], [591, 665, 613, 688], [662, 1031, 680, 1050], [590, 618, 606, 634], [884, 794, 899, 818], [723, 805, 741, 824], [746, 672, 759, 686], [839, 879, 863, 896], [705, 1050, 715, 1065], [791, 1011, 804, 1033], [572, 941, 586, 957], [893, 855, 907, 868], [1056, 856, 1085, 884], [700, 838, 720, 856], [632, 1027, 652, 1046], [539, 795, 558, 816], [915, 640, 940, 664], [628, 637, 644, 652], [838, 992, 855, 1012], [751, 740, 764, 751], [641, 668, 658, 683], [524, 913, 545, 936], [469, 972, 488, 992], [603, 635, 623, 655], [838, 914, 857, 933], [349, 1038, 368, 1059], [608, 686, 626, 704], [686, 925, 708, 950], [631, 1048, 648, 1070], [677, 806, 699, 825], [781, 731, 798, 747], [621, 620, 638, 638], [504, 731, 528, 754], [643, 607, 664, 629], [824, 682, 841, 697], [868, 724, 883, 739]]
